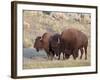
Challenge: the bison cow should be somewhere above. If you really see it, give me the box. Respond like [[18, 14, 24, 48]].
[[61, 28, 88, 60], [34, 32, 53, 59]]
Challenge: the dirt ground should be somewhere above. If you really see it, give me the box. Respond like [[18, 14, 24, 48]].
[[23, 47, 91, 69]]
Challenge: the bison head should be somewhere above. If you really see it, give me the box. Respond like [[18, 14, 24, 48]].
[[34, 36, 43, 52], [50, 34, 61, 48]]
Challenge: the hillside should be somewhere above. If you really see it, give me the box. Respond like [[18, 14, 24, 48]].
[[23, 11, 91, 48]]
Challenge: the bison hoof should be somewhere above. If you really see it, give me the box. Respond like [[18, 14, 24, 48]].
[[63, 58, 65, 60], [85, 57, 87, 60], [58, 58, 60, 60], [80, 56, 82, 59], [73, 57, 77, 60]]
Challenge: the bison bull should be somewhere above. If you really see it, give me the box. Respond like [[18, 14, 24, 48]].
[[49, 33, 64, 60], [61, 28, 88, 60]]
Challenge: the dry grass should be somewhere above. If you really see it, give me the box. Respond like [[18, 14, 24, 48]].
[[23, 47, 91, 69], [23, 11, 91, 69], [23, 58, 90, 69]]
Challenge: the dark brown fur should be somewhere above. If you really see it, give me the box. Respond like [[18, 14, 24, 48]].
[[49, 33, 62, 60]]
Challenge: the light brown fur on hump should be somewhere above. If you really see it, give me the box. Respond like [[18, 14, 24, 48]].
[[41, 32, 53, 50]]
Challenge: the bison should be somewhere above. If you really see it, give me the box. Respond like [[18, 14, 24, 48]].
[[49, 33, 72, 60], [49, 33, 62, 60], [61, 28, 88, 60], [34, 28, 88, 60], [34, 32, 53, 59], [48, 28, 88, 60]]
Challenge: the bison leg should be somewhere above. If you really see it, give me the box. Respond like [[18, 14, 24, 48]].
[[46, 52, 50, 60], [84, 46, 87, 60], [57, 52, 61, 60], [72, 53, 76, 60], [49, 49, 55, 60], [80, 48, 84, 59], [63, 52, 65, 60], [65, 53, 70, 59], [58, 55, 60, 60], [72, 49, 78, 60], [46, 50, 53, 60], [50, 52, 55, 60]]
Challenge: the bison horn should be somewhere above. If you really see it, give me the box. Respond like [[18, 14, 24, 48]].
[[39, 37, 42, 40]]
